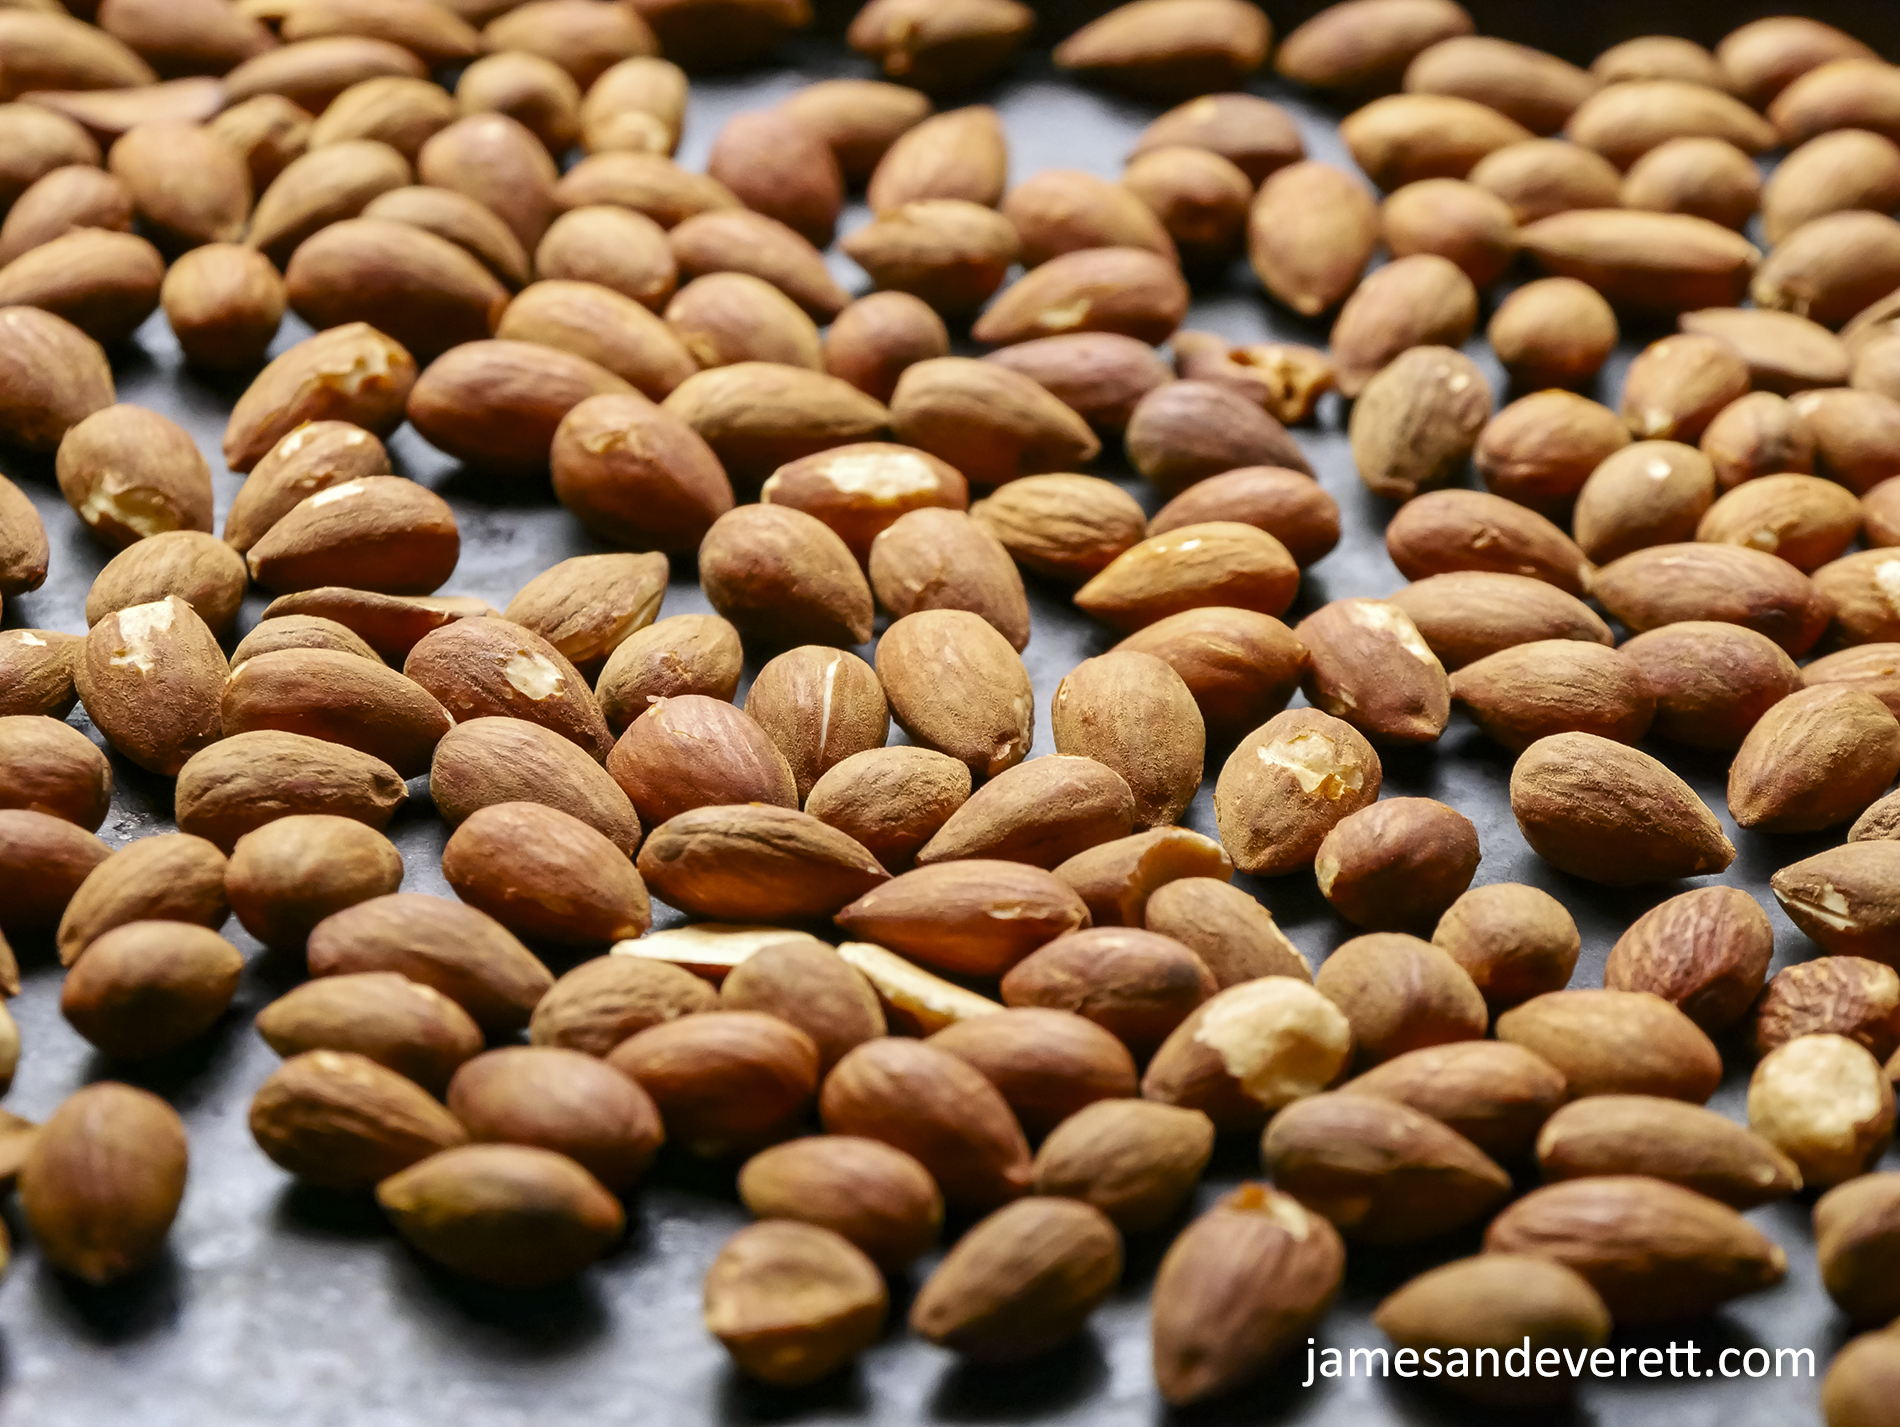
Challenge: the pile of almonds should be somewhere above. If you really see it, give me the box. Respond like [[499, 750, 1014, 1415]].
[[8, 0, 1900, 1417]]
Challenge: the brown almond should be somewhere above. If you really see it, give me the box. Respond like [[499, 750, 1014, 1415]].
[[703, 1219, 885, 1386], [739, 1134, 940, 1269], [669, 208, 848, 321], [404, 616, 611, 759], [1496, 988, 1723, 1102], [499, 551, 665, 677], [1314, 931, 1487, 1065], [662, 362, 887, 485], [822, 291, 951, 405], [607, 694, 796, 828], [408, 338, 633, 475], [1314, 798, 1479, 932], [1473, 389, 1629, 515], [249, 1048, 467, 1191], [1625, 135, 1763, 231], [1622, 621, 1802, 748], [866, 104, 1005, 214], [454, 50, 583, 157], [548, 392, 733, 550], [1213, 707, 1382, 875], [222, 322, 415, 473], [1701, 390, 1816, 489], [1404, 34, 1596, 133], [761, 442, 966, 564], [1146, 973, 1352, 1127], [1450, 639, 1654, 753], [446, 1044, 663, 1193], [889, 356, 1100, 486], [227, 814, 403, 954], [74, 595, 225, 776], [1390, 570, 1612, 669], [1566, 78, 1773, 168], [984, 331, 1172, 432], [868, 507, 1028, 650], [971, 245, 1186, 347], [1121, 145, 1252, 266], [1051, 650, 1204, 829], [1341, 92, 1532, 190], [778, 76, 929, 180], [0, 305, 112, 452], [842, 198, 1018, 319], [1590, 542, 1832, 656], [220, 647, 448, 777], [1297, 598, 1450, 745], [57, 402, 211, 549], [1573, 439, 1717, 563], [595, 614, 743, 735], [62, 919, 241, 1059], [499, 281, 695, 398], [0, 226, 163, 345], [1349, 344, 1492, 500], [1386, 487, 1590, 593], [1756, 958, 1900, 1061], [1604, 885, 1774, 1034], [1329, 253, 1478, 396], [1763, 129, 1900, 245], [1246, 160, 1379, 316], [1519, 208, 1759, 314], [443, 802, 649, 947], [916, 755, 1133, 870], [174, 728, 408, 851], [0, 628, 81, 719], [635, 803, 889, 922], [53, 831, 225, 967], [159, 243, 286, 371], [928, 1007, 1136, 1137], [255, 972, 482, 1095], [1486, 275, 1619, 387], [1729, 685, 1900, 833], [83, 530, 243, 633], [1755, 211, 1900, 330], [969, 473, 1146, 583], [209, 93, 312, 192], [1815, 1173, 1900, 1328], [415, 113, 555, 252], [1170, 330, 1338, 426], [1002, 167, 1174, 267], [721, 942, 884, 1077], [1341, 1039, 1567, 1161], [0, 809, 110, 935], [1141, 873, 1306, 986], [246, 138, 410, 267], [1538, 1094, 1800, 1210], [837, 860, 1089, 978], [1052, 0, 1268, 99], [1698, 473, 1860, 569], [1031, 1099, 1212, 1233], [696, 502, 874, 649], [875, 608, 1033, 776], [1076, 521, 1300, 631], [1815, 547, 1900, 645], [0, 714, 108, 830], [1773, 842, 1900, 965], [1113, 606, 1307, 737], [1047, 827, 1234, 936], [1126, 379, 1310, 495], [804, 745, 971, 871], [1130, 91, 1302, 183], [664, 271, 819, 371], [554, 150, 736, 227], [1468, 137, 1623, 224], [1809, 645, 1900, 724], [743, 646, 888, 802], [431, 716, 640, 855], [0, 163, 131, 270], [529, 953, 716, 1057], [1382, 176, 1518, 286], [1791, 388, 1900, 494]]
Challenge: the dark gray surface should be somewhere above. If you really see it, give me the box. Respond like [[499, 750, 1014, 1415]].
[[0, 18, 1872, 1427]]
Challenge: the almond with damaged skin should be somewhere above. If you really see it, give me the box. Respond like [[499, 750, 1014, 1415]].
[[0, 714, 107, 829], [1349, 344, 1492, 501], [875, 608, 1033, 777], [742, 646, 888, 802], [1623, 621, 1801, 749], [61, 919, 242, 1058], [1390, 571, 1612, 670], [1122, 145, 1251, 266], [1113, 606, 1307, 737], [889, 357, 1100, 487], [0, 629, 80, 719], [220, 648, 449, 778], [916, 755, 1132, 871], [53, 831, 226, 968], [595, 614, 743, 736], [1486, 1175, 1785, 1324], [865, 104, 1005, 214], [968, 473, 1145, 583], [406, 617, 611, 760], [837, 861, 1088, 979], [823, 291, 951, 405], [1296, 598, 1449, 746], [1170, 331, 1338, 426], [1076, 521, 1299, 634], [1150, 1182, 1344, 1407], [662, 363, 888, 485], [1762, 129, 1900, 246], [607, 695, 796, 828], [57, 403, 211, 550], [1341, 93, 1531, 190], [1756, 959, 1900, 1061], [668, 209, 847, 322], [820, 1035, 1029, 1209], [1519, 209, 1758, 314], [0, 809, 110, 935], [376, 1142, 622, 1289], [1246, 160, 1378, 316], [1815, 1173, 1900, 1327], [0, 226, 163, 346], [1473, 389, 1629, 515], [1573, 439, 1716, 563], [249, 1048, 466, 1191], [971, 245, 1186, 347], [215, 406, 384, 563], [1374, 1255, 1611, 1407], [697, 503, 874, 651], [431, 717, 640, 855], [1751, 1034, 1895, 1190], [740, 1135, 939, 1270], [664, 271, 819, 371], [306, 891, 551, 1034], [1536, 1095, 1799, 1208], [929, 1008, 1136, 1136], [1510, 731, 1733, 885], [73, 595, 224, 776], [1451, 640, 1653, 753], [549, 392, 733, 551], [174, 728, 408, 851], [1031, 1098, 1212, 1232], [1730, 685, 1900, 833], [1141, 975, 1353, 1128], [1050, 651, 1203, 829], [256, 973, 481, 1096], [1213, 707, 1381, 875], [1814, 548, 1900, 645], [499, 281, 695, 398], [805, 746, 971, 871], [84, 529, 243, 633], [443, 802, 649, 947], [1591, 542, 1832, 656], [227, 815, 403, 956], [1496, 988, 1722, 1103], [1328, 254, 1477, 398], [1386, 488, 1590, 594], [1486, 275, 1618, 387], [637, 804, 889, 922], [18, 1083, 185, 1287], [408, 338, 633, 476], [1263, 1091, 1510, 1243], [1773, 842, 1900, 966], [761, 443, 966, 564], [222, 322, 414, 474], [1698, 473, 1860, 570], [530, 953, 715, 1056], [1001, 926, 1216, 1055], [1603, 885, 1773, 1034]]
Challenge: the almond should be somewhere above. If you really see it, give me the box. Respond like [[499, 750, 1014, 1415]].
[[635, 803, 889, 922], [1141, 872, 1307, 985], [249, 1049, 467, 1191], [1756, 211, 1900, 330], [1573, 438, 1717, 563], [1031, 1098, 1213, 1231], [969, 472, 1146, 582], [1622, 620, 1802, 748], [0, 808, 110, 935], [210, 93, 312, 192], [548, 391, 733, 548], [1601, 885, 1770, 1035], [1341, 92, 1532, 190], [62, 918, 242, 1059], [702, 1220, 885, 1386], [1773, 841, 1900, 965], [868, 507, 1028, 650], [1815, 1173, 1900, 1326], [664, 271, 819, 371], [1125, 379, 1311, 494], [1169, 331, 1338, 425], [1755, 957, 1900, 1060], [608, 694, 796, 828], [1730, 685, 1900, 832], [247, 139, 412, 268], [1721, 15, 1873, 106], [1297, 598, 1450, 745], [1485, 1175, 1785, 1324], [443, 801, 649, 947], [739, 1134, 939, 1269], [283, 218, 507, 364], [1590, 542, 1833, 656], [1389, 488, 1590, 592], [455, 51, 583, 157], [836, 860, 1089, 978], [0, 102, 100, 208], [1752, 1033, 1897, 1192], [718, 941, 884, 1078], [1130, 91, 1302, 183], [889, 356, 1100, 486], [223, 421, 390, 557], [875, 608, 1033, 776], [256, 971, 482, 1095], [174, 728, 408, 851], [1702, 390, 1817, 490], [537, 204, 676, 312], [1075, 521, 1300, 631], [1140, 975, 1353, 1128], [53, 830, 226, 967], [844, 0, 1028, 95], [1121, 145, 1252, 266], [1469, 137, 1623, 223], [1330, 252, 1478, 395], [0, 226, 162, 345], [1809, 646, 1900, 724], [761, 443, 966, 563], [697, 502, 875, 650], [1051, 650, 1204, 828], [74, 595, 225, 775], [1213, 707, 1381, 874], [1349, 344, 1492, 500], [56, 403, 212, 550], [1245, 160, 1379, 316], [865, 103, 1006, 214], [1405, 34, 1597, 133], [804, 745, 971, 871], [1001, 167, 1174, 267], [83, 531, 242, 637], [1519, 208, 1758, 313], [669, 208, 848, 320], [1000, 925, 1216, 1055], [431, 716, 640, 854], [108, 119, 248, 251], [822, 292, 951, 404], [408, 338, 634, 476], [1496, 987, 1722, 1103], [0, 714, 108, 829], [1391, 570, 1612, 670], [528, 951, 714, 1057], [1698, 472, 1860, 569], [928, 1007, 1136, 1135], [1451, 639, 1654, 753], [1486, 274, 1619, 386], [1113, 606, 1306, 737], [842, 198, 1018, 318], [415, 112, 555, 252], [222, 321, 415, 473], [499, 282, 695, 399], [0, 628, 81, 719], [594, 615, 744, 735], [1047, 827, 1232, 932], [1473, 389, 1630, 516], [778, 77, 929, 180], [1763, 129, 1900, 245], [916, 755, 1134, 870], [1341, 1039, 1567, 1161], [226, 815, 403, 957], [219, 647, 447, 777], [663, 362, 889, 485], [555, 150, 737, 227], [362, 184, 531, 289], [984, 331, 1173, 432], [1536, 1095, 1800, 1208], [1314, 798, 1479, 931], [0, 305, 111, 453]]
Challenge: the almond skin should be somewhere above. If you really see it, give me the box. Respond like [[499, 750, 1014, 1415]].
[[1510, 731, 1733, 885], [500, 551, 667, 676], [836, 860, 1090, 978], [1730, 685, 1900, 833], [228, 813, 407, 951], [721, 941, 885, 1076], [865, 104, 1007, 214], [284, 217, 507, 364], [246, 476, 458, 597], [669, 208, 849, 320], [1341, 92, 1532, 190], [222, 322, 416, 473], [744, 646, 888, 803], [843, 198, 1019, 318], [550, 391, 734, 552], [159, 242, 286, 371], [635, 804, 889, 922], [499, 280, 697, 399], [1213, 707, 1382, 875], [442, 801, 650, 946], [1473, 389, 1630, 516], [0, 629, 82, 720], [75, 596, 226, 776], [1815, 1172, 1900, 1326], [1296, 598, 1450, 745], [1484, 1176, 1786, 1325], [738, 1135, 941, 1269], [762, 442, 967, 564], [1697, 472, 1861, 570]]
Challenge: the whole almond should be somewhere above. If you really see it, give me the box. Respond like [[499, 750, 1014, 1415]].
[[1031, 1098, 1213, 1231], [0, 225, 162, 346], [607, 694, 797, 828], [536, 204, 677, 313], [408, 338, 633, 476], [739, 1134, 940, 1269], [823, 291, 951, 405], [443, 802, 649, 946], [969, 472, 1146, 582], [1485, 1176, 1785, 1323], [1141, 974, 1353, 1128], [362, 183, 531, 289], [404, 617, 610, 759], [1390, 570, 1612, 670], [1573, 439, 1716, 563], [447, 1044, 663, 1192], [226, 814, 403, 955], [1536, 1095, 1800, 1208], [1486, 275, 1618, 386], [53, 831, 226, 968], [845, 0, 1028, 94], [1591, 542, 1832, 656], [62, 919, 242, 1059], [1330, 253, 1478, 396], [1755, 958, 1900, 1061], [555, 150, 737, 227], [1788, 388, 1900, 494], [1341, 1039, 1567, 1161], [635, 803, 889, 922], [1520, 208, 1758, 314], [209, 93, 312, 191], [1755, 212, 1900, 330], [702, 1220, 886, 1386], [83, 530, 242, 636], [0, 305, 111, 453], [1815, 1173, 1900, 1327], [928, 1007, 1136, 1135], [0, 628, 81, 719], [1114, 606, 1307, 737], [431, 716, 640, 854], [1130, 91, 1302, 183], [778, 77, 929, 180], [837, 860, 1089, 978], [1246, 160, 1378, 316], [1469, 137, 1623, 223], [1622, 334, 1751, 442], [804, 745, 972, 871], [1001, 925, 1216, 1055], [0, 714, 108, 829], [1451, 639, 1654, 753], [1263, 1092, 1510, 1243], [1510, 731, 1733, 884], [665, 271, 819, 371], [697, 503, 874, 650], [256, 972, 482, 1095], [1002, 167, 1175, 267], [1349, 344, 1492, 500], [455, 50, 583, 156], [594, 613, 742, 735], [868, 507, 1028, 650], [1812, 646, 1900, 725], [1141, 873, 1308, 985], [875, 608, 1033, 776], [866, 104, 1006, 214], [0, 163, 131, 270], [1698, 473, 1860, 570], [219, 647, 447, 777], [889, 356, 1100, 486], [1313, 931, 1486, 1066], [1122, 145, 1252, 266], [1076, 521, 1299, 631], [74, 596, 225, 776], [668, 208, 847, 321], [57, 408, 212, 564], [0, 101, 101, 207], [1496, 987, 1722, 1103], [1386, 488, 1590, 593], [1701, 390, 1817, 490], [972, 245, 1188, 347], [498, 281, 693, 398], [222, 322, 415, 473], [1149, 1182, 1344, 1406], [1213, 707, 1381, 874], [1341, 92, 1532, 190], [741, 646, 887, 801], [246, 139, 411, 267], [1473, 389, 1630, 515], [376, 1143, 623, 1288], [19, 1083, 186, 1286], [1052, 0, 1268, 99], [721, 942, 884, 1076], [529, 952, 715, 1056], [283, 218, 506, 364], [1773, 841, 1900, 965], [1127, 380, 1311, 495], [843, 198, 1018, 318], [1730, 685, 1900, 833], [1814, 547, 1900, 645], [662, 362, 888, 484], [984, 331, 1173, 432], [1623, 621, 1801, 748], [820, 1035, 1030, 1210], [916, 755, 1133, 870], [1602, 885, 1772, 1034], [549, 392, 733, 550], [1297, 598, 1450, 745], [250, 1049, 467, 1191], [761, 442, 966, 563], [176, 727, 406, 849], [1051, 650, 1204, 828], [497, 552, 665, 677], [1566, 77, 1773, 168], [1315, 798, 1478, 931], [157, 243, 285, 371], [1404, 34, 1596, 133], [0, 808, 110, 934], [1763, 129, 1900, 245], [1050, 823, 1231, 931]]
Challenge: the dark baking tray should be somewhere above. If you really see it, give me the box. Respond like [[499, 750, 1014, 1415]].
[[1, 5, 1891, 1423]]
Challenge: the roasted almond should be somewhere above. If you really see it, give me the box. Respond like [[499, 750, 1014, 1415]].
[[1140, 975, 1353, 1128], [0, 628, 81, 720], [1213, 707, 1381, 875], [1075, 521, 1299, 631], [405, 616, 611, 760], [1341, 1039, 1566, 1161], [1472, 389, 1630, 516], [804, 745, 971, 871], [57, 402, 212, 549], [1349, 344, 1492, 500], [1141, 872, 1308, 985], [971, 245, 1187, 347], [969, 472, 1146, 583], [62, 918, 242, 1059], [875, 608, 1033, 776], [1773, 841, 1900, 965], [669, 207, 848, 320], [836, 860, 1089, 978], [256, 971, 482, 1095], [1755, 957, 1900, 1061], [1000, 925, 1216, 1055], [635, 803, 889, 922], [1486, 274, 1619, 387], [249, 1049, 467, 1191], [1329, 252, 1478, 396], [1590, 542, 1832, 656], [1450, 640, 1654, 753], [916, 755, 1134, 870], [222, 321, 415, 473], [1125, 378, 1311, 495], [443, 801, 649, 946], [1536, 1095, 1799, 1208], [75, 595, 225, 776], [738, 1134, 940, 1269], [53, 831, 226, 968], [447, 1044, 663, 1192], [1519, 208, 1758, 314], [1297, 598, 1449, 745], [607, 694, 796, 829], [407, 338, 633, 476], [1246, 160, 1378, 316], [529, 951, 715, 1056], [1051, 650, 1204, 828], [0, 714, 109, 830], [431, 716, 639, 855]]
